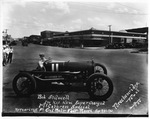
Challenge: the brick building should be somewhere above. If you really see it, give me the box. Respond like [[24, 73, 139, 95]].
[[28, 35, 41, 44], [40, 30, 64, 45], [50, 27, 147, 47]]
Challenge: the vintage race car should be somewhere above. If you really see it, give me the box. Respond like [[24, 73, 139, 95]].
[[12, 59, 113, 100]]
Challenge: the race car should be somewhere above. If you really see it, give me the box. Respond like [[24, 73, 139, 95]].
[[12, 59, 113, 100]]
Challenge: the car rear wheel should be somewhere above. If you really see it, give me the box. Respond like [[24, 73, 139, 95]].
[[87, 73, 113, 100], [12, 72, 36, 97], [94, 63, 107, 75]]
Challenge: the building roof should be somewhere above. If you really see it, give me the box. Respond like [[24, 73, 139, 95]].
[[41, 30, 64, 34], [125, 27, 148, 34], [53, 28, 147, 37]]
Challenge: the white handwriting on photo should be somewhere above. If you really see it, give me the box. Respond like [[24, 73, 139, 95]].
[[112, 82, 141, 110]]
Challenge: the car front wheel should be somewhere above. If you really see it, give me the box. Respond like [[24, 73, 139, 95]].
[[94, 63, 107, 75], [87, 73, 113, 100], [12, 72, 36, 97]]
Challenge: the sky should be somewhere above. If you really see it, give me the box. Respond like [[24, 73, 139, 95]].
[[1, 0, 149, 38]]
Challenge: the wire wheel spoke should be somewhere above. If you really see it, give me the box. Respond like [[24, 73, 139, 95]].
[[91, 77, 109, 96], [17, 77, 32, 94], [95, 66, 104, 73]]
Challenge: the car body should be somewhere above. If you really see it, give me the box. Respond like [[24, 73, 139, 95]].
[[124, 43, 134, 48], [22, 40, 28, 46], [105, 43, 124, 49], [12, 59, 113, 100]]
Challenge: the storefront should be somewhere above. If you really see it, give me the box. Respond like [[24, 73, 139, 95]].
[[51, 28, 147, 47]]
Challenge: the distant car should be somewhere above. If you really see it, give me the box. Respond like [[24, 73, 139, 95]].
[[9, 40, 17, 46], [132, 43, 143, 48], [124, 43, 134, 48], [22, 40, 28, 46], [12, 59, 113, 100], [105, 43, 124, 49]]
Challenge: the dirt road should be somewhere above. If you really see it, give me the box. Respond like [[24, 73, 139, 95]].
[[2, 43, 148, 116]]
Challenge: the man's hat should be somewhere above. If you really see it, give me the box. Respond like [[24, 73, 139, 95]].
[[39, 53, 45, 57]]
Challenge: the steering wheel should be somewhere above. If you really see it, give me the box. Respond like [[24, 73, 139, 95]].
[[44, 58, 52, 64]]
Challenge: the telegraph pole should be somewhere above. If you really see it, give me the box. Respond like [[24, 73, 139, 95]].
[[108, 25, 112, 43]]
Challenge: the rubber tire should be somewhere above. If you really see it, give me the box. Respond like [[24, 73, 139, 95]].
[[87, 73, 113, 101], [94, 63, 107, 75], [12, 72, 36, 97]]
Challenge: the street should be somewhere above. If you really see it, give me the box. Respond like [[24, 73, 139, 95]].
[[3, 42, 148, 116]]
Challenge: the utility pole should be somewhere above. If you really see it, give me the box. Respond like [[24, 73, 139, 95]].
[[5, 29, 8, 44], [108, 25, 112, 43]]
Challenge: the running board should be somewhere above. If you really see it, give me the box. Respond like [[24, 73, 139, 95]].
[[20, 70, 81, 75], [34, 75, 64, 81]]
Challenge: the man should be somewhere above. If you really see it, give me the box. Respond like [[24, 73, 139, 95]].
[[36, 54, 64, 85], [36, 53, 54, 70], [37, 53, 47, 70], [3, 46, 7, 66], [7, 46, 13, 63], [5, 45, 10, 61]]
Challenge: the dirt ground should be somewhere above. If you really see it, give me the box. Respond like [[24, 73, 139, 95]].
[[2, 42, 148, 116]]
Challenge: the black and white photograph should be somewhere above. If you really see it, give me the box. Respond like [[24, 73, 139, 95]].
[[1, 0, 149, 117]]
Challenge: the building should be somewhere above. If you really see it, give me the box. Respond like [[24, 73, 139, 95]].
[[40, 30, 64, 45], [41, 30, 63, 39], [50, 28, 147, 47], [125, 27, 148, 34], [28, 35, 41, 44], [125, 27, 148, 45]]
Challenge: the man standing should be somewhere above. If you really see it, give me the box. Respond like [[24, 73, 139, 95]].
[[5, 45, 10, 62], [7, 46, 13, 63], [3, 46, 7, 66]]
